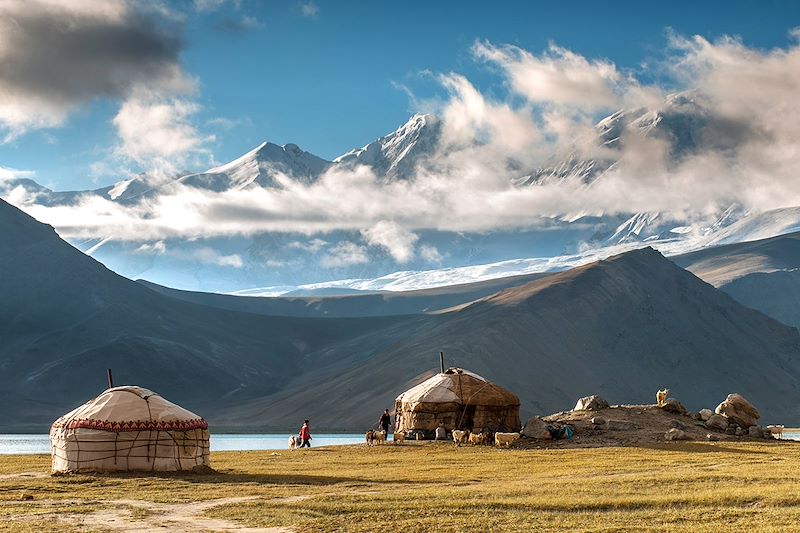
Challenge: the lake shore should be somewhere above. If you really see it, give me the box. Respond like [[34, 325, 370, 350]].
[[4, 441, 800, 532]]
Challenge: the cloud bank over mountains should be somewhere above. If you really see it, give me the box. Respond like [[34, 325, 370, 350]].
[[3, 2, 800, 270]]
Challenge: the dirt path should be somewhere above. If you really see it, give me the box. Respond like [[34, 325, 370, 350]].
[[0, 471, 49, 480], [76, 497, 292, 533]]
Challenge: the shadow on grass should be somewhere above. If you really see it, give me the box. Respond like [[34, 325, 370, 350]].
[[55, 471, 431, 487], [634, 442, 769, 454]]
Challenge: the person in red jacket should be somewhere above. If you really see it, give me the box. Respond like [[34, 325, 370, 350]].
[[298, 420, 312, 448]]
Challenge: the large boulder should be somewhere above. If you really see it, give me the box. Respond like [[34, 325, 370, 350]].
[[521, 417, 551, 439], [715, 393, 760, 428], [574, 395, 609, 411], [748, 426, 764, 439], [698, 409, 713, 421], [705, 414, 729, 431], [659, 398, 688, 415]]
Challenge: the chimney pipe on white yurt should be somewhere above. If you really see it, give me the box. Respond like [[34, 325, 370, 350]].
[[107, 368, 114, 389], [439, 352, 445, 374]]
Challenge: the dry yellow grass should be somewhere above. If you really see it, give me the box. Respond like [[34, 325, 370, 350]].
[[2, 441, 800, 532]]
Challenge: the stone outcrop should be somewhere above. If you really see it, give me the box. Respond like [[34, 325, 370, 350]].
[[715, 393, 760, 428], [659, 398, 688, 414], [705, 414, 729, 431], [574, 395, 609, 411], [521, 417, 552, 439]]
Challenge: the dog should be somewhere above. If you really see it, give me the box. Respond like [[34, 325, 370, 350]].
[[393, 432, 405, 445], [656, 388, 669, 407], [288, 435, 297, 450], [365, 429, 375, 446]]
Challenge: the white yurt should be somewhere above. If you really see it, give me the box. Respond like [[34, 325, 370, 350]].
[[50, 386, 210, 473]]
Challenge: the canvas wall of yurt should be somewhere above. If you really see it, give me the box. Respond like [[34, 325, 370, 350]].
[[50, 386, 210, 473], [394, 368, 520, 435]]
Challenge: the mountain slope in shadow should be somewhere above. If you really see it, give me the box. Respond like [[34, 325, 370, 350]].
[[226, 247, 800, 429], [0, 200, 407, 430]]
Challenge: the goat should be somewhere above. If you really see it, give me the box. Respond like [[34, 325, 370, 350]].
[[656, 388, 669, 407], [452, 429, 469, 446]]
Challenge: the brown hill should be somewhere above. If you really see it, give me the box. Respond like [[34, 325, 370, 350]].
[[226, 247, 800, 429]]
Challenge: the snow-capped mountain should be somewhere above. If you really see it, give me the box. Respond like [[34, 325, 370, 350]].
[[334, 114, 441, 180], [179, 141, 331, 191], [3, 93, 799, 293]]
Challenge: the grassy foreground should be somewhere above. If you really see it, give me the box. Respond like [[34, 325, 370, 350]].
[[2, 441, 800, 532]]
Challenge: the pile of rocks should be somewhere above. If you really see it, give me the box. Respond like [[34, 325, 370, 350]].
[[516, 392, 779, 447], [696, 393, 773, 440]]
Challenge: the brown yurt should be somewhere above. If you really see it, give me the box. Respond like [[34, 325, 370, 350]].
[[394, 368, 520, 435]]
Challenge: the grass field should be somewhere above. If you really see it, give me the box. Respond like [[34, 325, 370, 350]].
[[2, 441, 800, 532]]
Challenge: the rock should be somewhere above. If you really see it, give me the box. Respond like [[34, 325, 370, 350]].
[[725, 427, 737, 435], [699, 409, 713, 421], [590, 416, 606, 426], [521, 417, 552, 439], [715, 393, 760, 429], [669, 419, 687, 430], [606, 420, 637, 431], [19, 492, 33, 501], [748, 426, 764, 439], [665, 428, 690, 441], [705, 414, 729, 431], [706, 433, 720, 441], [574, 395, 609, 411], [660, 398, 688, 414], [735, 427, 745, 437]]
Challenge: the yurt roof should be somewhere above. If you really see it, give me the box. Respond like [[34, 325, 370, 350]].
[[396, 367, 519, 406], [51, 386, 207, 432]]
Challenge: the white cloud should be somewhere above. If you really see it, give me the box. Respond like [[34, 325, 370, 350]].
[[135, 241, 167, 254], [300, 2, 319, 17], [192, 247, 243, 268], [0, 166, 35, 182], [361, 221, 419, 263], [287, 238, 328, 253], [419, 244, 443, 263], [112, 94, 215, 173], [320, 241, 368, 268], [8, 31, 800, 267], [473, 41, 623, 110], [193, 0, 228, 11]]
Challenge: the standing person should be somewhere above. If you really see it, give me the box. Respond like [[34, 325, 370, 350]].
[[298, 420, 312, 448], [378, 409, 391, 439]]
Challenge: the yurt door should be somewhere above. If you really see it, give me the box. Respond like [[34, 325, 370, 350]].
[[459, 405, 476, 430]]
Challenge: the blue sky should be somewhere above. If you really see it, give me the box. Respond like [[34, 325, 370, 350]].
[[1, 0, 800, 191]]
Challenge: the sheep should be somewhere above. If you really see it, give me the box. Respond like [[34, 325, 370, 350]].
[[656, 388, 669, 407], [288, 435, 297, 450], [393, 432, 406, 445], [494, 432, 521, 448], [452, 429, 469, 446], [373, 430, 386, 444]]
